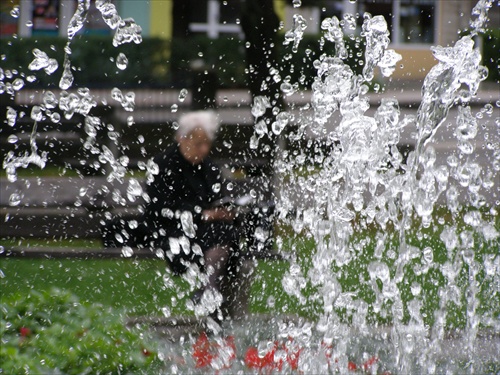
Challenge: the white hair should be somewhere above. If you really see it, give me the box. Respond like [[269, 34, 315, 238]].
[[176, 110, 219, 141]]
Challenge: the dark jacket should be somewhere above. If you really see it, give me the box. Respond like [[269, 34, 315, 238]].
[[145, 143, 223, 236], [144, 144, 235, 274]]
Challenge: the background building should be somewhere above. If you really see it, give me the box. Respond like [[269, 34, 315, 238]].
[[1, 0, 499, 81]]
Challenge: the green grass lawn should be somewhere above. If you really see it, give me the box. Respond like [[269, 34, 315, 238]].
[[0, 258, 191, 317], [2, 228, 498, 332], [1, 209, 498, 330], [0, 256, 293, 318]]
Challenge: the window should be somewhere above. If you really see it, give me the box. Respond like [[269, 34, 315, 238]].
[[356, 0, 436, 45], [32, 0, 59, 35], [0, 1, 20, 37], [75, 0, 112, 35], [399, 1, 434, 44], [189, 0, 242, 39]]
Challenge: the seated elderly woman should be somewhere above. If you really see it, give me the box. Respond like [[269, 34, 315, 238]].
[[144, 110, 237, 302]]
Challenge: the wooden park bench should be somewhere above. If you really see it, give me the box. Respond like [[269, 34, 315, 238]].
[[0, 95, 286, 319]]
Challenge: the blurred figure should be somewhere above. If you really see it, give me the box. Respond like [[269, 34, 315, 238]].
[[145, 110, 237, 302]]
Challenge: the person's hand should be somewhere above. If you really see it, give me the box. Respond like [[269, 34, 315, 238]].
[[201, 207, 235, 222]]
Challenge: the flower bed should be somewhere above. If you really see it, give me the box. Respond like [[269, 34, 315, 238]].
[[0, 288, 163, 374]]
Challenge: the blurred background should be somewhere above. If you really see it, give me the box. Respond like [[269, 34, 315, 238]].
[[1, 0, 498, 89]]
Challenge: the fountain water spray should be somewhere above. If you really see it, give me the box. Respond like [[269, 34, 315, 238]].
[[1, 0, 498, 373], [270, 0, 498, 373]]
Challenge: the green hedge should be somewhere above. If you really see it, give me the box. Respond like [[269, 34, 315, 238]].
[[482, 29, 500, 82], [0, 36, 170, 88], [0, 34, 368, 90], [1, 32, 497, 90]]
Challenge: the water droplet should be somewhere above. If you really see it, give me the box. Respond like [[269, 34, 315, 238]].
[[411, 282, 421, 296], [6, 107, 17, 126], [171, 104, 178, 113], [7, 134, 18, 144], [249, 135, 259, 149], [280, 82, 295, 96], [161, 306, 171, 317], [9, 193, 22, 206], [29, 49, 50, 71], [122, 246, 134, 257], [422, 247, 433, 264], [251, 96, 270, 118], [12, 78, 24, 91], [10, 6, 20, 18], [284, 14, 308, 53], [43, 91, 58, 108], [161, 208, 174, 219], [464, 210, 482, 227], [180, 211, 196, 238], [31, 106, 43, 121], [116, 52, 128, 70], [50, 112, 61, 123], [127, 178, 143, 202], [178, 88, 188, 102], [45, 59, 58, 75], [483, 103, 493, 115], [59, 59, 74, 90]]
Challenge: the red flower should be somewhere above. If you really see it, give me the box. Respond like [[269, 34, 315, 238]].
[[284, 339, 301, 370], [19, 327, 31, 337], [245, 347, 263, 368], [244, 339, 302, 371], [244, 342, 279, 370], [363, 356, 378, 371], [192, 332, 236, 369], [348, 361, 358, 371], [193, 332, 214, 368]]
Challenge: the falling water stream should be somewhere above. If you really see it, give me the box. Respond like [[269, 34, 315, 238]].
[[1, 0, 499, 373]]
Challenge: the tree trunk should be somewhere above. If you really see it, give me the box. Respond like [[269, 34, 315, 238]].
[[241, 0, 284, 164]]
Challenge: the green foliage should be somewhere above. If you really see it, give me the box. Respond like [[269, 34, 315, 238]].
[[0, 288, 163, 374], [0, 35, 170, 88], [0, 34, 366, 89], [1, 29, 497, 90]]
